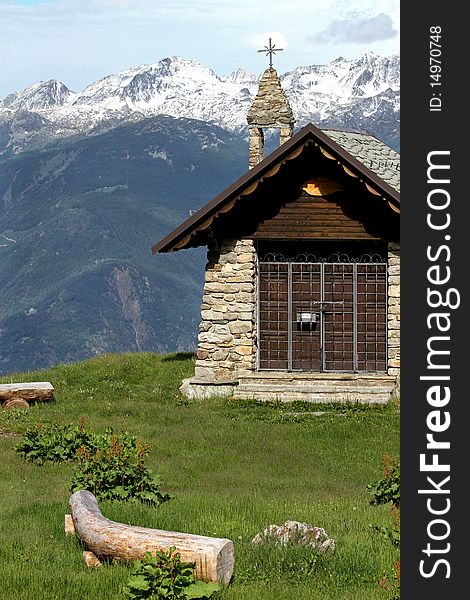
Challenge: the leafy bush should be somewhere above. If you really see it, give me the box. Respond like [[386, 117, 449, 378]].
[[16, 422, 170, 507], [15, 422, 95, 464], [367, 454, 400, 546], [124, 548, 220, 599], [70, 433, 171, 507], [367, 453, 400, 508]]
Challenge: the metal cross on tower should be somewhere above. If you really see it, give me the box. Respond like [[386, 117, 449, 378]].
[[257, 37, 284, 68]]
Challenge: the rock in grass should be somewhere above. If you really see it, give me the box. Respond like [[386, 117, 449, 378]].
[[251, 520, 335, 553]]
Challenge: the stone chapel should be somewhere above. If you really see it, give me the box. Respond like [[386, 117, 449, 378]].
[[152, 61, 400, 403]]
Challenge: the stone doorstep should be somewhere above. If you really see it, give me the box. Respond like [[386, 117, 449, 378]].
[[180, 373, 397, 403], [238, 372, 396, 382], [233, 372, 396, 403], [237, 375, 395, 389]]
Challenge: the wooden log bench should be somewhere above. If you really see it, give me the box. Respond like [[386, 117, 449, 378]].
[[0, 382, 54, 410], [67, 490, 234, 585]]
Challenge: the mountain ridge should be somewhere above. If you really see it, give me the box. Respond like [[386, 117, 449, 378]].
[[0, 53, 400, 155]]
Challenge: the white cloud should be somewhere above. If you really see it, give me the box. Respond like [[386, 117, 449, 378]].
[[309, 13, 398, 44]]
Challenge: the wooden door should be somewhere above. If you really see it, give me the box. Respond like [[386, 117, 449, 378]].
[[258, 261, 387, 372]]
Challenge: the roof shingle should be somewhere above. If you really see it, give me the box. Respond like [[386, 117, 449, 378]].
[[323, 130, 400, 191]]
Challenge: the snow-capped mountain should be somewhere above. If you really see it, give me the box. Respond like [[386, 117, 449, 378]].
[[2, 79, 76, 111], [0, 52, 399, 155]]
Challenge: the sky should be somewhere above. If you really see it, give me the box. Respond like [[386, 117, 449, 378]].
[[0, 0, 399, 99]]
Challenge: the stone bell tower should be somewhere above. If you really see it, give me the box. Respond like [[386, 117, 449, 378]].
[[247, 38, 295, 169]]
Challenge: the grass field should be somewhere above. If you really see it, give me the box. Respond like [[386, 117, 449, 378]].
[[0, 352, 400, 600]]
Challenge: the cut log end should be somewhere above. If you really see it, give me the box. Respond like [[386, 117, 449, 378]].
[[2, 397, 29, 411]]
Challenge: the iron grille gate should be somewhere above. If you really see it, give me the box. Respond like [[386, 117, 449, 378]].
[[257, 260, 387, 372]]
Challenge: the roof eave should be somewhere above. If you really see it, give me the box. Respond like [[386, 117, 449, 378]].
[[152, 123, 400, 254]]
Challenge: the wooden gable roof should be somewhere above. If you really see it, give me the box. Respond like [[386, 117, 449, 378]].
[[152, 122, 400, 254]]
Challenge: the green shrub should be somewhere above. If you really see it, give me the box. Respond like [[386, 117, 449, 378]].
[[367, 453, 400, 508], [70, 433, 171, 507], [367, 454, 400, 546], [15, 421, 95, 464], [16, 422, 170, 507], [124, 547, 220, 599]]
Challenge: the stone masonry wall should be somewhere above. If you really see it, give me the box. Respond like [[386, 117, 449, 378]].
[[249, 127, 264, 170], [247, 67, 294, 128], [247, 67, 294, 169], [387, 242, 400, 381], [193, 239, 257, 382]]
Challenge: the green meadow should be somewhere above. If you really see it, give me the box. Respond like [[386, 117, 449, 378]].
[[0, 352, 399, 599]]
